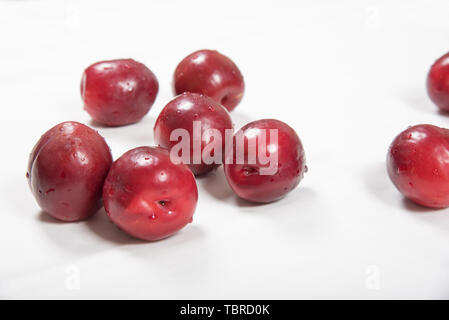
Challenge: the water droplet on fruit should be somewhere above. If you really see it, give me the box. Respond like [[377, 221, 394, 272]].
[[243, 167, 258, 176], [208, 106, 214, 111], [433, 168, 440, 176]]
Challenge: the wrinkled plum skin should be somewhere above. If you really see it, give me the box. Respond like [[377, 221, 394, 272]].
[[27, 121, 112, 221], [174, 50, 244, 112], [427, 52, 449, 112], [387, 124, 449, 208], [81, 59, 158, 126], [224, 119, 306, 203], [154, 92, 233, 176], [103, 147, 198, 241]]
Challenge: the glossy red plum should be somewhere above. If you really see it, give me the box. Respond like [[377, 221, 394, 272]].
[[174, 50, 244, 112], [427, 52, 449, 112], [81, 59, 158, 126], [387, 124, 449, 208], [27, 121, 112, 221], [103, 147, 198, 241], [224, 119, 306, 203], [154, 92, 233, 176]]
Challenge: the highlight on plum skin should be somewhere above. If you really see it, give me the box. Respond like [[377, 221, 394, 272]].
[[27, 121, 113, 222], [81, 58, 159, 126], [387, 124, 449, 209], [223, 119, 306, 203], [174, 49, 244, 112], [102, 146, 198, 241]]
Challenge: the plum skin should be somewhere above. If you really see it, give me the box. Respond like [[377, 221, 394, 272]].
[[174, 49, 244, 112], [27, 121, 113, 221], [224, 119, 306, 203], [154, 92, 233, 176], [102, 146, 198, 241], [387, 124, 449, 208], [81, 58, 158, 126], [427, 52, 449, 112]]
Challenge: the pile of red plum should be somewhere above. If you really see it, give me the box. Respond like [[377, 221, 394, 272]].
[[27, 50, 306, 241], [27, 50, 449, 241]]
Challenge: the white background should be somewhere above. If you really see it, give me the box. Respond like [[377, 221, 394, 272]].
[[1, 0, 449, 299]]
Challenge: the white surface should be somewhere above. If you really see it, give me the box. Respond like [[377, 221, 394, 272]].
[[1, 0, 449, 299]]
